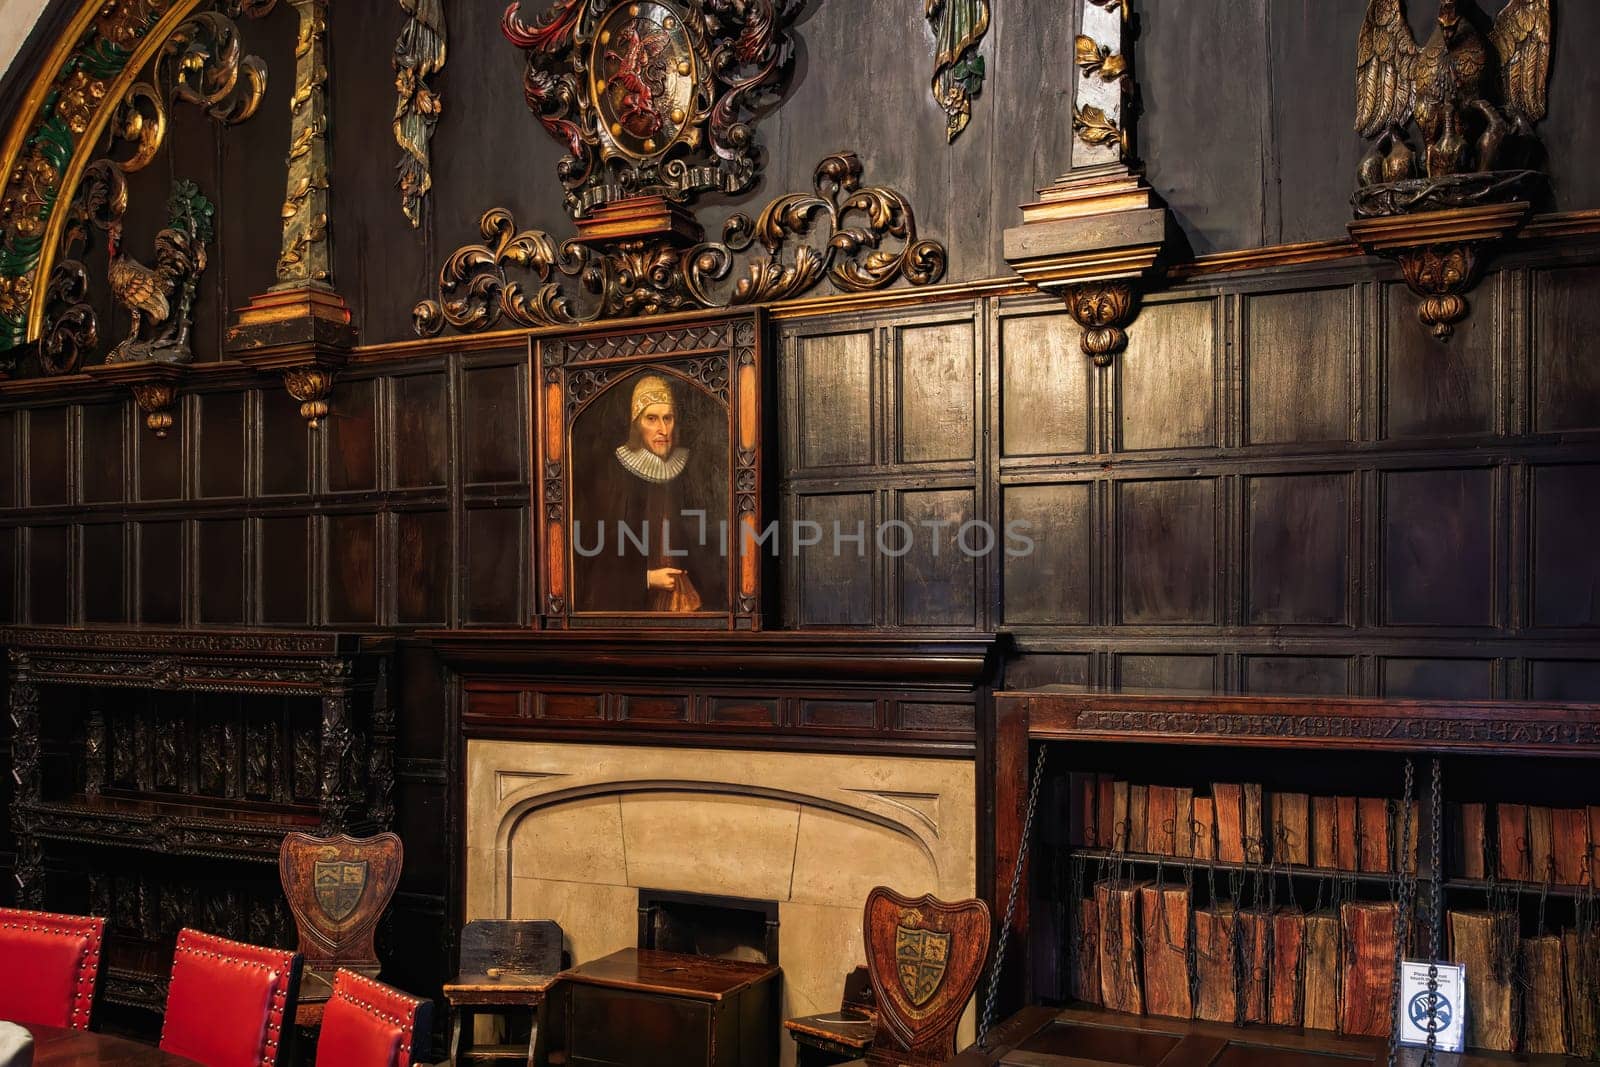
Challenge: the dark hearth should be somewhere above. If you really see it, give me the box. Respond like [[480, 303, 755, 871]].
[[637, 889, 779, 966]]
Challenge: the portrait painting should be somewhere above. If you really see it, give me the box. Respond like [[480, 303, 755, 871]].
[[534, 312, 764, 629]]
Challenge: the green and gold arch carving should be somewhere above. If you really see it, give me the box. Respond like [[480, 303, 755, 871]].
[[0, 0, 222, 361]]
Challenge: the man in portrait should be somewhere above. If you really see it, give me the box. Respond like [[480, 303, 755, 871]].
[[571, 372, 728, 614]]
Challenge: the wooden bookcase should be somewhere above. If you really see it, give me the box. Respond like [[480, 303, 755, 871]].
[[4, 626, 393, 1018], [980, 689, 1600, 1066]]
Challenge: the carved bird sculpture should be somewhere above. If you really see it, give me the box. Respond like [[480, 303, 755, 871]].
[[1355, 0, 1550, 182], [106, 220, 172, 345]]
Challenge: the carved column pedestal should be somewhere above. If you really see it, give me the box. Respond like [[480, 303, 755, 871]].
[[227, 286, 355, 428]]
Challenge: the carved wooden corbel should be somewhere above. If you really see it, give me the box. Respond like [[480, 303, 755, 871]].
[[1002, 0, 1170, 366], [83, 359, 187, 438]]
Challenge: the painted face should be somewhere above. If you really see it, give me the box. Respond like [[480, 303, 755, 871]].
[[638, 402, 675, 457]]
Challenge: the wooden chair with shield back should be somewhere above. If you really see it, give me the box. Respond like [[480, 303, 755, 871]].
[[857, 886, 992, 1067], [444, 919, 564, 1067], [279, 831, 405, 1027]]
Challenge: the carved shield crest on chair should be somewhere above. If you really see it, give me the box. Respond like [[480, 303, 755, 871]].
[[894, 925, 950, 1006], [863, 886, 991, 1064], [314, 859, 369, 923]]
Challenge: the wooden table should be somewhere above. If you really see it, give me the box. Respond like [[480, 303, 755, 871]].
[[560, 948, 781, 1067], [26, 1024, 205, 1066]]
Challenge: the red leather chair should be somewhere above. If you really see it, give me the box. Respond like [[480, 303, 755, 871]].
[[315, 969, 432, 1067], [160, 929, 302, 1067], [0, 907, 104, 1028]]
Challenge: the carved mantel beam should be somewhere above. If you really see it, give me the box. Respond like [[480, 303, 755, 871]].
[[1002, 0, 1171, 366]]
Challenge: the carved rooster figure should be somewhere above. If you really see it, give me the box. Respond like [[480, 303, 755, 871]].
[[1355, 0, 1551, 207], [104, 180, 214, 364]]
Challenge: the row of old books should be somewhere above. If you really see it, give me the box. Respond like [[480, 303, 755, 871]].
[[1457, 802, 1600, 887], [1446, 911, 1599, 1056], [1069, 881, 1600, 1058], [1071, 881, 1399, 1036], [1072, 774, 1417, 874]]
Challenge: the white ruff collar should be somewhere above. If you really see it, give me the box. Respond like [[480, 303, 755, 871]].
[[615, 445, 689, 483]]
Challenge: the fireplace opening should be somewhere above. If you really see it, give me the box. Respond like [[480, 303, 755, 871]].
[[637, 888, 779, 965]]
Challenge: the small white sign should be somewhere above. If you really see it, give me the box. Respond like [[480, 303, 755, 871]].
[[1396, 959, 1467, 1053]]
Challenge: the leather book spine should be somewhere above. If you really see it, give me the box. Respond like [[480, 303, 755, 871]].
[[1074, 773, 1098, 849], [1272, 792, 1310, 866], [1563, 929, 1599, 1060], [1338, 901, 1398, 1037], [1095, 880, 1145, 1015], [1269, 910, 1305, 1028], [1553, 807, 1589, 886], [1213, 784, 1245, 864], [1450, 909, 1517, 1052], [1138, 884, 1192, 1020], [1071, 895, 1102, 1006], [1302, 912, 1340, 1032], [1238, 910, 1269, 1025], [1243, 783, 1265, 865], [1335, 796, 1359, 871], [1312, 796, 1338, 870], [1193, 905, 1239, 1025], [1111, 779, 1131, 853], [1191, 797, 1216, 861], [1128, 785, 1148, 854], [1521, 935, 1567, 1055], [1358, 796, 1391, 873], [1147, 786, 1177, 856], [1173, 788, 1195, 858], [1098, 774, 1117, 854], [1402, 799, 1419, 875], [1497, 803, 1530, 882], [1458, 802, 1487, 879], [1528, 806, 1555, 885]]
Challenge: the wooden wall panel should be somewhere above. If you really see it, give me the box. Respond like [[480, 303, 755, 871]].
[[137, 425, 183, 501], [896, 319, 976, 465], [197, 392, 245, 498], [1002, 482, 1090, 627], [396, 510, 451, 625], [1117, 654, 1218, 691], [792, 492, 875, 627], [462, 361, 526, 485], [1118, 299, 1217, 452], [27, 525, 69, 624], [257, 516, 310, 625], [258, 388, 310, 496], [1529, 661, 1600, 701], [1533, 266, 1600, 433], [196, 519, 246, 624], [0, 412, 14, 509], [79, 403, 125, 503], [1244, 288, 1355, 446], [1118, 478, 1217, 625], [999, 311, 1090, 459], [1246, 473, 1350, 626], [464, 507, 525, 625], [897, 487, 977, 627], [1532, 464, 1600, 628], [795, 329, 874, 471], [137, 521, 183, 624], [1243, 656, 1351, 696], [80, 523, 125, 624], [326, 513, 379, 624], [1381, 658, 1495, 700], [27, 407, 68, 508], [327, 378, 379, 493], [1382, 468, 1495, 627], [1382, 282, 1498, 440], [392, 372, 450, 488]]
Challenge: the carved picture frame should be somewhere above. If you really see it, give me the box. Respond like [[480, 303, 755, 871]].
[[533, 310, 765, 630]]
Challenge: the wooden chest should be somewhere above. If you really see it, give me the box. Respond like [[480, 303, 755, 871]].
[[562, 948, 781, 1067]]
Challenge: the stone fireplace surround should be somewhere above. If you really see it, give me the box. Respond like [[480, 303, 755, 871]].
[[465, 739, 977, 1063]]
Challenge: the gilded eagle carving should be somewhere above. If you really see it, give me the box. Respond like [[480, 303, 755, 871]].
[[1354, 0, 1550, 196]]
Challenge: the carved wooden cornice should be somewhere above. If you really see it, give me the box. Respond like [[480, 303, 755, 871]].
[[424, 630, 1006, 691]]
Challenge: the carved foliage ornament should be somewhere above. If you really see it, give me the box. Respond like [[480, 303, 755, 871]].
[[413, 152, 946, 335], [393, 0, 445, 227], [926, 0, 988, 143], [502, 0, 798, 218]]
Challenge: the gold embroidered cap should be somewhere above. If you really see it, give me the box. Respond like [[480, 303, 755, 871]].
[[630, 375, 675, 422]]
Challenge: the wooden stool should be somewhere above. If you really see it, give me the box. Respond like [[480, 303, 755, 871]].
[[443, 919, 563, 1067], [785, 965, 876, 1066]]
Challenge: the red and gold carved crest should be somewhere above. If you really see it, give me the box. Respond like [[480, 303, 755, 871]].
[[863, 886, 991, 1060]]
